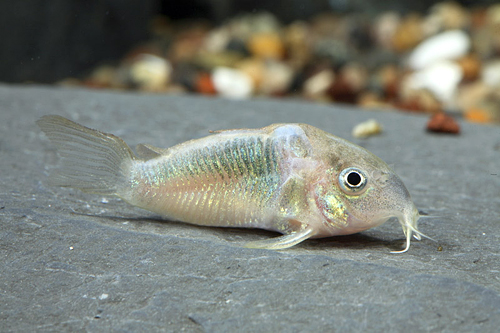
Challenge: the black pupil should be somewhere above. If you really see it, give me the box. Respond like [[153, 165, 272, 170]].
[[347, 172, 362, 186]]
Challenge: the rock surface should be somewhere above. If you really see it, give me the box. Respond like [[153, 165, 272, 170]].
[[0, 85, 499, 331]]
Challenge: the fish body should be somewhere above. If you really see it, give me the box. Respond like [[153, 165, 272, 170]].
[[37, 116, 426, 252]]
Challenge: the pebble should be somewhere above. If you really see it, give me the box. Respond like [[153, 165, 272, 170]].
[[397, 88, 442, 113], [465, 107, 494, 123], [203, 28, 230, 53], [236, 58, 265, 89], [408, 30, 470, 70], [340, 63, 368, 94], [302, 69, 335, 99], [195, 72, 217, 95], [129, 54, 172, 91], [212, 67, 253, 99], [376, 64, 400, 101], [247, 32, 285, 60], [406, 60, 463, 106], [84, 65, 118, 89], [352, 119, 383, 138], [456, 54, 481, 82], [259, 61, 294, 95], [482, 60, 500, 87], [424, 2, 470, 35], [328, 75, 359, 104], [426, 113, 460, 134], [392, 14, 424, 52], [374, 12, 400, 49], [358, 91, 390, 109], [456, 82, 492, 111]]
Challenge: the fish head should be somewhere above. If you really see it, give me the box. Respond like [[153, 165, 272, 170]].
[[312, 135, 422, 252]]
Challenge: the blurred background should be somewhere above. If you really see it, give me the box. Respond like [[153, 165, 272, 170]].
[[1, 0, 500, 125]]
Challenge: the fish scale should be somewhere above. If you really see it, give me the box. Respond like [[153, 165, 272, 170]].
[[38, 115, 429, 252]]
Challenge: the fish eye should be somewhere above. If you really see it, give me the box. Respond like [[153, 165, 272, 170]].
[[339, 167, 367, 194]]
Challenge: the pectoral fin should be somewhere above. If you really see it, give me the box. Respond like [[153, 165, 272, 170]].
[[244, 226, 315, 250]]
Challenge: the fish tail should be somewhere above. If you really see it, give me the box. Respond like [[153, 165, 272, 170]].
[[37, 115, 136, 195]]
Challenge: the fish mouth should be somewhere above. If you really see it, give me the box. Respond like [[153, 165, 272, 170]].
[[347, 204, 429, 253], [391, 205, 427, 253]]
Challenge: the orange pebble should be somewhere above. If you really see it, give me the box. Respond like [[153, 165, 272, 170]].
[[196, 72, 217, 95], [248, 33, 285, 60], [465, 108, 492, 123]]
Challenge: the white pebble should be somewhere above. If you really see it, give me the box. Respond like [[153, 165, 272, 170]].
[[212, 67, 254, 99], [406, 60, 463, 105], [482, 60, 500, 87], [203, 28, 230, 53], [259, 61, 294, 94], [352, 119, 383, 138], [99, 293, 109, 300], [408, 30, 470, 70], [130, 54, 172, 91], [303, 70, 335, 97]]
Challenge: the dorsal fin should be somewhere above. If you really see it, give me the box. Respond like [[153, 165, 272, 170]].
[[135, 144, 168, 160]]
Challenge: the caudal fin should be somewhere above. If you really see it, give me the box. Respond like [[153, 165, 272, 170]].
[[37, 115, 136, 195]]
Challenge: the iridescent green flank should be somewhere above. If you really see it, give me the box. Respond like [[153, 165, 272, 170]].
[[129, 135, 284, 227]]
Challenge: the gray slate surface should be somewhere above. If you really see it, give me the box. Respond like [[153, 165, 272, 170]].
[[1, 84, 499, 332]]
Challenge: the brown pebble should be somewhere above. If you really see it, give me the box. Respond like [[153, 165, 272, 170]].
[[377, 64, 400, 101], [392, 14, 424, 52], [328, 76, 358, 104], [437, 245, 443, 251], [426, 113, 461, 134], [456, 54, 481, 81]]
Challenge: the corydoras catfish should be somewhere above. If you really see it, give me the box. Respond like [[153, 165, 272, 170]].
[[37, 115, 430, 253]]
